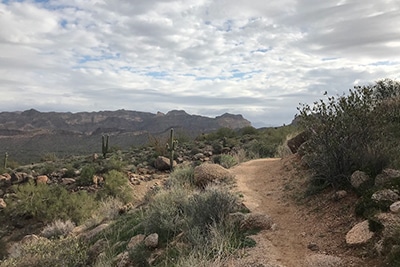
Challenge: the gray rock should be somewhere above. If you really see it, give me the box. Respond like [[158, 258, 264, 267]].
[[375, 168, 400, 186], [127, 234, 145, 249], [144, 233, 159, 248], [371, 189, 399, 203], [154, 156, 175, 171], [350, 171, 370, 189], [390, 201, 400, 213]]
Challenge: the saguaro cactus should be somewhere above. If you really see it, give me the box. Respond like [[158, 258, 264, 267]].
[[4, 152, 8, 169], [102, 134, 109, 158], [166, 128, 178, 170]]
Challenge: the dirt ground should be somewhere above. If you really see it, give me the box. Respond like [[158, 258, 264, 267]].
[[227, 155, 383, 267]]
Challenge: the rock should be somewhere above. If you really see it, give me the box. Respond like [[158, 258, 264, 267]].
[[376, 212, 400, 238], [87, 238, 107, 263], [0, 189, 3, 196], [307, 242, 319, 251], [371, 189, 399, 203], [82, 223, 109, 241], [193, 153, 205, 160], [115, 251, 132, 267], [287, 131, 310, 154], [127, 234, 145, 249], [21, 234, 40, 244], [93, 175, 104, 186], [62, 178, 76, 185], [333, 190, 347, 201], [375, 168, 400, 186], [154, 156, 175, 171], [0, 198, 6, 209], [0, 174, 11, 187], [350, 171, 370, 189], [92, 153, 99, 161], [390, 201, 400, 213], [305, 254, 343, 267], [144, 233, 159, 248], [240, 212, 274, 231], [193, 163, 232, 187], [10, 172, 28, 184], [345, 220, 374, 245], [36, 175, 48, 184]]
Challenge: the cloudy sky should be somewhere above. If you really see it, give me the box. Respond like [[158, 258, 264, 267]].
[[0, 0, 399, 126]]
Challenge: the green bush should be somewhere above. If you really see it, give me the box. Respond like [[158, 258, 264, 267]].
[[297, 81, 400, 189], [78, 164, 96, 186], [215, 154, 237, 169], [167, 165, 195, 189], [6, 182, 97, 224], [185, 186, 239, 238], [144, 187, 189, 243], [97, 170, 133, 203]]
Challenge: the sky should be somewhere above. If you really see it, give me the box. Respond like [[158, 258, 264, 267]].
[[0, 0, 399, 127]]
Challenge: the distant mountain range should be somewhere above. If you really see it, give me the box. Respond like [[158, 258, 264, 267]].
[[0, 109, 251, 164]]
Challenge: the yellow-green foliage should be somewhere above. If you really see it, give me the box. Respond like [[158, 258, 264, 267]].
[[98, 170, 133, 203], [0, 236, 88, 267], [6, 182, 97, 224]]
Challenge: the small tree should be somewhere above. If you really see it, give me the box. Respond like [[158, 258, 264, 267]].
[[297, 82, 393, 188]]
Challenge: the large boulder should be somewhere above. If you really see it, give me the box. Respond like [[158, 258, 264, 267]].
[[193, 163, 232, 187], [350, 171, 370, 189], [345, 220, 374, 245], [287, 131, 309, 154], [375, 168, 400, 187], [154, 156, 176, 171]]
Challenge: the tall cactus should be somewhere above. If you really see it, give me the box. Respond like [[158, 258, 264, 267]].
[[102, 134, 109, 159], [3, 152, 8, 169], [166, 128, 178, 170]]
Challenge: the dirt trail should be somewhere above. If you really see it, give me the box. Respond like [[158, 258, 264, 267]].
[[228, 157, 382, 267], [230, 158, 309, 267]]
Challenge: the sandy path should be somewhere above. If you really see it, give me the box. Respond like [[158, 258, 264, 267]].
[[230, 158, 309, 267]]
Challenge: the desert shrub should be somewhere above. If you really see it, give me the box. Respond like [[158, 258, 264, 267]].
[[6, 182, 97, 224], [85, 197, 124, 228], [78, 164, 96, 186], [40, 219, 76, 239], [97, 170, 133, 203], [298, 82, 397, 189], [167, 165, 195, 189], [101, 155, 124, 173], [0, 236, 88, 267], [62, 165, 76, 178], [239, 126, 258, 136], [185, 186, 239, 239], [216, 154, 237, 169], [144, 187, 189, 243]]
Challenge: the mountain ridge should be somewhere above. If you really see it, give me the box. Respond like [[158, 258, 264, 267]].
[[0, 109, 251, 164]]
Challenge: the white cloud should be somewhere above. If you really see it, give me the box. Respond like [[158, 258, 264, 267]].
[[0, 0, 399, 127]]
